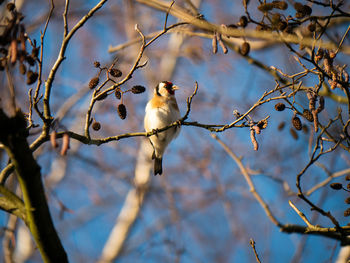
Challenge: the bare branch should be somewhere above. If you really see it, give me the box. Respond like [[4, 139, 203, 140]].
[[250, 239, 262, 263], [289, 200, 314, 229], [135, 0, 350, 54], [211, 134, 283, 227], [44, 0, 108, 121]]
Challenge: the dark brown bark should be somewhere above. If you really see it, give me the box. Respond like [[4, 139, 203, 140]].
[[0, 109, 68, 263]]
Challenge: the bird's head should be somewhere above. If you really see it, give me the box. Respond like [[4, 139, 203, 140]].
[[155, 81, 179, 97]]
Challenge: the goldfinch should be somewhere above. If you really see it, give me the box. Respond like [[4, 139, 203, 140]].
[[144, 81, 181, 175]]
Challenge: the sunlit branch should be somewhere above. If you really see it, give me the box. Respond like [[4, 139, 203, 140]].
[[135, 0, 350, 54], [44, 0, 108, 122], [306, 168, 350, 196], [212, 134, 350, 244]]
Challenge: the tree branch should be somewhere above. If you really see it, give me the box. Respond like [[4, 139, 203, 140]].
[[135, 0, 350, 54], [211, 133, 350, 245], [0, 185, 27, 223], [44, 0, 108, 121], [0, 109, 68, 263]]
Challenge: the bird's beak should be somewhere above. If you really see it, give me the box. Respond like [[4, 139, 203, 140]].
[[172, 85, 179, 90]]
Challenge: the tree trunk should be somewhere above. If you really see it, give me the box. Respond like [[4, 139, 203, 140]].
[[0, 110, 68, 263]]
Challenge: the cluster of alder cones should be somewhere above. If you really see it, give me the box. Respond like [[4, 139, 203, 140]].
[[330, 177, 350, 219], [88, 61, 146, 131], [0, 2, 39, 85], [274, 90, 325, 140]]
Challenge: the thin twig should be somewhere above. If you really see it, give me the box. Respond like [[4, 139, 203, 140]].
[[211, 134, 282, 227], [44, 0, 108, 121], [180, 81, 198, 121], [63, 0, 70, 38], [295, 117, 343, 232], [84, 24, 147, 139], [335, 25, 350, 54], [250, 239, 262, 263], [306, 168, 350, 196], [0, 164, 14, 184], [27, 89, 35, 128], [34, 0, 54, 122], [135, 0, 350, 54], [164, 0, 176, 30], [289, 200, 314, 229]]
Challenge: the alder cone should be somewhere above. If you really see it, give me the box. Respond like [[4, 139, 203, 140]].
[[294, 2, 304, 12], [31, 47, 39, 58], [344, 208, 350, 217], [110, 68, 122, 78], [94, 61, 100, 68], [302, 5, 312, 16], [278, 121, 285, 131], [96, 92, 107, 101], [307, 23, 316, 32], [238, 16, 248, 27], [92, 122, 101, 131], [345, 197, 350, 204], [26, 55, 35, 66], [117, 104, 127, 119], [272, 1, 288, 10], [89, 77, 99, 89], [292, 116, 302, 130], [294, 2, 312, 17], [240, 42, 250, 56], [131, 85, 146, 94], [26, 71, 38, 85], [303, 109, 313, 122], [290, 128, 298, 140], [115, 90, 121, 100], [258, 3, 274, 12], [330, 183, 342, 190], [274, 102, 285, 111]]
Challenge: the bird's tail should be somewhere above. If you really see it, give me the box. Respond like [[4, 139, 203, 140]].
[[154, 157, 163, 175]]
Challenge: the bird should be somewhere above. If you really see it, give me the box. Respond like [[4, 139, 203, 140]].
[[144, 81, 181, 175]]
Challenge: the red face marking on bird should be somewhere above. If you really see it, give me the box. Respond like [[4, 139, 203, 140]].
[[156, 81, 179, 97]]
